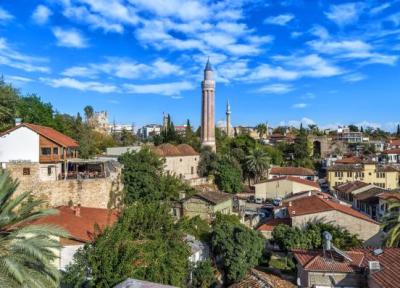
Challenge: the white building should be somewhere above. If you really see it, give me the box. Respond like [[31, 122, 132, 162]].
[[0, 123, 78, 181], [138, 124, 162, 139]]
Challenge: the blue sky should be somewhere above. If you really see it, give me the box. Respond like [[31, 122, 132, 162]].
[[1, 0, 400, 130]]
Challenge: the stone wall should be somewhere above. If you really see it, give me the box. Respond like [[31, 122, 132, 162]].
[[6, 162, 122, 209]]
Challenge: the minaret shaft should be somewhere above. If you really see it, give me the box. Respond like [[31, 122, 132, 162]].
[[201, 59, 216, 151]]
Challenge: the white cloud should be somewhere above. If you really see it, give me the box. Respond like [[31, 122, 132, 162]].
[[40, 77, 118, 93], [309, 25, 330, 39], [63, 5, 124, 33], [52, 27, 88, 48], [307, 39, 371, 54], [274, 54, 343, 78], [243, 64, 299, 81], [342, 73, 366, 82], [32, 5, 52, 25], [292, 103, 307, 109], [264, 14, 294, 26], [285, 117, 316, 128], [0, 6, 13, 21], [61, 58, 182, 80], [4, 75, 33, 87], [257, 83, 293, 94], [0, 38, 49, 73], [370, 3, 391, 15], [291, 31, 302, 38], [325, 2, 365, 26], [123, 81, 194, 96]]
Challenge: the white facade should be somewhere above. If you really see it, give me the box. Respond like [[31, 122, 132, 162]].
[[164, 156, 198, 180], [0, 126, 39, 163], [254, 179, 320, 201], [59, 244, 83, 271]]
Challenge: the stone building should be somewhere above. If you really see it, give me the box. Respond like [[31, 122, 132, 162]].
[[151, 143, 200, 181], [0, 122, 122, 208], [293, 247, 400, 288], [278, 194, 382, 246], [88, 111, 110, 134], [181, 189, 233, 222]]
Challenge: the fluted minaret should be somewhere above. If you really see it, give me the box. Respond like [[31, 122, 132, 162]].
[[201, 58, 216, 151], [226, 99, 232, 137]]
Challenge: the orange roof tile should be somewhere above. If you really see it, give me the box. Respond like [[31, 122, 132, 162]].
[[1, 123, 78, 147], [270, 166, 315, 177], [33, 206, 118, 242], [257, 218, 291, 232], [151, 143, 198, 157], [260, 176, 320, 189], [287, 195, 378, 224]]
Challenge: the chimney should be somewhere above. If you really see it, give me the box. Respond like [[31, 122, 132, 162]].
[[15, 118, 21, 126], [75, 204, 81, 217]]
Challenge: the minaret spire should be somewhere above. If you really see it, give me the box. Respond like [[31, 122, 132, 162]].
[[201, 58, 216, 151], [226, 98, 232, 137]]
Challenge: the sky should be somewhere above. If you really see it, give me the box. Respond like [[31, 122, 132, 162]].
[[1, 0, 400, 130]]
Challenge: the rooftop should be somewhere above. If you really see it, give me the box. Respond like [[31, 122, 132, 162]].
[[286, 195, 378, 224], [229, 269, 296, 288], [292, 248, 400, 288], [257, 218, 291, 232], [334, 181, 370, 194], [270, 166, 315, 176], [151, 143, 198, 157], [353, 187, 388, 201], [0, 123, 78, 147], [258, 176, 320, 189], [33, 206, 118, 242], [192, 190, 232, 205]]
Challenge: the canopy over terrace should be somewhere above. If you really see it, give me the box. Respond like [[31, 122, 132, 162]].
[[60, 158, 121, 180]]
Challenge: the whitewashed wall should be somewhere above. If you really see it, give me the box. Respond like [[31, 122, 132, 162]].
[[60, 244, 83, 271], [0, 127, 39, 163]]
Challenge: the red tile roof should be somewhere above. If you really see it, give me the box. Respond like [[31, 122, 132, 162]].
[[257, 218, 291, 232], [377, 191, 400, 202], [292, 249, 365, 273], [387, 139, 400, 146], [383, 149, 400, 155], [270, 166, 315, 177], [293, 248, 400, 288], [334, 181, 369, 194], [0, 123, 78, 147], [261, 176, 320, 189], [335, 157, 363, 164], [33, 206, 118, 242], [287, 195, 378, 224]]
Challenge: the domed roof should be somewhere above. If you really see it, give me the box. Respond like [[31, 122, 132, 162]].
[[151, 143, 199, 157], [155, 143, 181, 157], [177, 144, 199, 156]]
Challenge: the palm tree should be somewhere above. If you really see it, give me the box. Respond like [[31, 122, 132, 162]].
[[0, 171, 68, 287], [382, 201, 400, 247], [255, 123, 267, 140], [245, 148, 271, 184]]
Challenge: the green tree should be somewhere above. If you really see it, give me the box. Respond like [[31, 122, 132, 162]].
[[83, 105, 94, 120], [191, 259, 216, 288], [215, 155, 242, 193], [348, 124, 359, 132], [0, 78, 20, 131], [271, 223, 362, 252], [119, 148, 164, 204], [16, 95, 54, 127], [382, 201, 400, 247], [176, 216, 211, 242], [255, 123, 267, 140], [211, 215, 264, 284], [0, 172, 68, 287], [396, 124, 400, 137], [63, 202, 190, 287], [198, 146, 219, 177], [245, 148, 270, 184]]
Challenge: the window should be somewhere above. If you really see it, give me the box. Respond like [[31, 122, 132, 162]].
[[47, 166, 52, 176], [23, 168, 30, 175], [53, 147, 59, 155], [41, 147, 51, 155], [180, 158, 182, 162], [347, 172, 352, 177], [191, 167, 194, 174]]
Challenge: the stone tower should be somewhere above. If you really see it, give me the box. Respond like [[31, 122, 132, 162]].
[[201, 58, 216, 151], [226, 99, 232, 137]]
